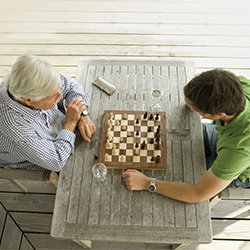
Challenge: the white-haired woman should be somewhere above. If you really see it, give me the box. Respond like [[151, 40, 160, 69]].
[[0, 54, 96, 171]]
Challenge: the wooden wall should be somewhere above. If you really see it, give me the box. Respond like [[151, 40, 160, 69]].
[[0, 0, 250, 83]]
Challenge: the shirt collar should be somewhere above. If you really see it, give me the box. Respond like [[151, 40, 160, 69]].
[[0, 82, 39, 120]]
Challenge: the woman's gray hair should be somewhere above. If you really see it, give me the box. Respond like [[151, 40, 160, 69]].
[[5, 54, 60, 101]]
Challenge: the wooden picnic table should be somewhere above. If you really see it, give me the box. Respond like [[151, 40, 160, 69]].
[[51, 59, 212, 249]]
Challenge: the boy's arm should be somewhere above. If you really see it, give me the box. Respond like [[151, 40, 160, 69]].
[[122, 168, 231, 203]]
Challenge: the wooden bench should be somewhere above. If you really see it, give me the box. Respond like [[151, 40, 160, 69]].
[[0, 168, 59, 192]]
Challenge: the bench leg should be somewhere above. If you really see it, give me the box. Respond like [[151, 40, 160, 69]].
[[73, 240, 92, 248], [172, 243, 190, 250], [8, 179, 28, 192]]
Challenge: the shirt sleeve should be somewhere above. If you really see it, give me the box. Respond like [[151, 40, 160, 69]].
[[5, 122, 76, 172], [60, 74, 90, 107]]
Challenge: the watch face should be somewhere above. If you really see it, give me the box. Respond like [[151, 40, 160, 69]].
[[82, 110, 88, 116], [148, 184, 156, 192]]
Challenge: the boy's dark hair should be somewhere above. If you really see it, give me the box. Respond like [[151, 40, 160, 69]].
[[184, 69, 245, 115]]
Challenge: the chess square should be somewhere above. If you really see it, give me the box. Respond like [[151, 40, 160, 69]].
[[127, 126, 134, 132], [113, 137, 120, 143], [118, 155, 126, 162], [154, 150, 161, 156], [114, 125, 121, 131], [147, 121, 154, 127], [115, 114, 122, 120], [140, 150, 147, 156], [147, 132, 154, 138], [119, 143, 126, 150], [147, 144, 154, 150], [120, 131, 127, 137], [126, 149, 133, 156], [112, 149, 119, 155], [133, 156, 140, 162], [121, 120, 128, 126], [128, 114, 135, 120], [127, 137, 134, 144], [147, 156, 154, 163], [105, 154, 112, 162], [140, 126, 147, 132]]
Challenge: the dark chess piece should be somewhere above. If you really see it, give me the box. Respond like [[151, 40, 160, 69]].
[[149, 114, 154, 120], [155, 143, 160, 150], [136, 118, 139, 124], [151, 156, 155, 162], [150, 138, 154, 144], [136, 131, 140, 136], [143, 112, 148, 119], [156, 125, 161, 134], [135, 142, 139, 148], [141, 140, 146, 149], [155, 113, 159, 120], [155, 134, 160, 143], [155, 155, 160, 163], [148, 127, 152, 132]]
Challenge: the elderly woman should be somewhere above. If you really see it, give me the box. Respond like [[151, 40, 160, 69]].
[[0, 54, 95, 171]]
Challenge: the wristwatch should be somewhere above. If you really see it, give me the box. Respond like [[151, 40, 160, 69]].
[[148, 178, 156, 192], [81, 105, 89, 116], [81, 110, 89, 116]]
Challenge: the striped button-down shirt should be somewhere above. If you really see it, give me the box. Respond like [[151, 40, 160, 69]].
[[0, 74, 90, 171]]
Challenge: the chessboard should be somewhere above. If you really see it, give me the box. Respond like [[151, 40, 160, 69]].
[[99, 110, 167, 170]]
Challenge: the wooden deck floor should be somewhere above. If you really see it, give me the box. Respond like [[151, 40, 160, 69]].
[[1, 0, 250, 249]]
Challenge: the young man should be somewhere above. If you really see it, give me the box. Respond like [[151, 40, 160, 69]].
[[0, 54, 96, 171], [123, 69, 250, 203]]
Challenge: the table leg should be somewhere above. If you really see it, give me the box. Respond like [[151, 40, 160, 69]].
[[172, 243, 190, 250], [73, 240, 92, 249]]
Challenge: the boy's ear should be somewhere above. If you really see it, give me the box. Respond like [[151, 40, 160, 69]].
[[217, 112, 226, 119]]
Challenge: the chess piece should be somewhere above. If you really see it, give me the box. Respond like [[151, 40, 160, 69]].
[[120, 154, 125, 162], [150, 138, 154, 144], [155, 143, 160, 150], [155, 113, 159, 121], [106, 139, 112, 149], [151, 156, 155, 162], [156, 125, 161, 134], [149, 114, 154, 120], [141, 140, 146, 149], [155, 155, 161, 163], [108, 134, 113, 142], [134, 147, 140, 155], [148, 127, 152, 132], [136, 131, 140, 136], [107, 130, 112, 138], [155, 133, 160, 143], [112, 144, 116, 149], [143, 112, 148, 119], [110, 113, 114, 120], [135, 142, 139, 148], [120, 136, 123, 142], [127, 131, 131, 137], [115, 120, 120, 126], [123, 113, 128, 120], [121, 125, 126, 131], [105, 153, 110, 161], [136, 118, 139, 124]]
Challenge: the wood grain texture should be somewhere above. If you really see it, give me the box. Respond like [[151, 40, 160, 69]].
[[51, 59, 211, 246]]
